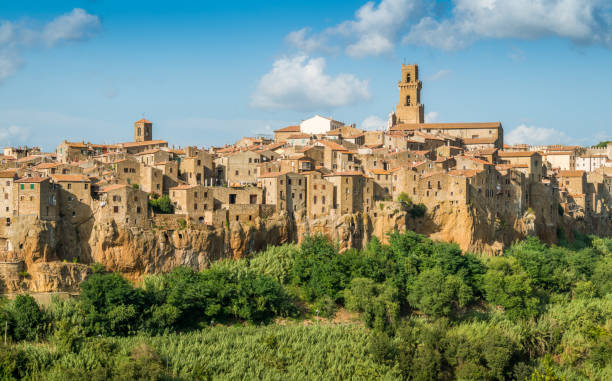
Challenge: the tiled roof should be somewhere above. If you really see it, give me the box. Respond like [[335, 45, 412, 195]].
[[135, 118, 152, 124], [274, 125, 300, 133], [498, 151, 537, 157], [463, 137, 498, 144], [120, 140, 167, 148], [287, 133, 312, 139], [257, 171, 289, 178], [447, 169, 482, 178], [16, 176, 49, 183], [99, 184, 128, 193], [390, 122, 501, 131], [315, 140, 348, 151], [0, 170, 17, 178], [558, 170, 585, 178], [169, 184, 196, 190], [324, 171, 363, 177], [51, 174, 91, 182]]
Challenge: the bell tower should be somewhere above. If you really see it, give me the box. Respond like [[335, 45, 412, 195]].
[[395, 64, 424, 125], [134, 118, 153, 142]]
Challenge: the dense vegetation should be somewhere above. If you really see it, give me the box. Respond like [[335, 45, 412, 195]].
[[0, 231, 610, 380]]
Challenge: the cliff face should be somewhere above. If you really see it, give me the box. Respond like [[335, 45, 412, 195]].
[[1, 198, 610, 293]]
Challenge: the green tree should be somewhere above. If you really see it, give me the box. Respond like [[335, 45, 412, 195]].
[[8, 294, 48, 341], [406, 268, 472, 318], [483, 257, 539, 319]]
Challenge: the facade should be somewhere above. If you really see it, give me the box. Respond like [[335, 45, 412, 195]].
[[13, 177, 58, 220], [300, 115, 344, 135], [134, 119, 153, 142], [395, 64, 424, 124]]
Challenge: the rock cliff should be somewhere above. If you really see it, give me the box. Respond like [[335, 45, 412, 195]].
[[1, 199, 610, 293]]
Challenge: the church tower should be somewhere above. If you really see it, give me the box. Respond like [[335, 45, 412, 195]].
[[134, 118, 153, 142], [395, 64, 424, 125]]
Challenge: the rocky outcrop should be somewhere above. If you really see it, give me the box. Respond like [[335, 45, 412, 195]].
[[1, 197, 611, 293]]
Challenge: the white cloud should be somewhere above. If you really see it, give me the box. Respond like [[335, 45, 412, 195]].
[[427, 69, 451, 81], [425, 111, 439, 123], [361, 115, 387, 130], [404, 0, 612, 50], [287, 0, 428, 57], [42, 8, 101, 47], [289, 0, 612, 57], [0, 9, 100, 84], [251, 55, 370, 111], [0, 125, 30, 144], [505, 124, 571, 145]]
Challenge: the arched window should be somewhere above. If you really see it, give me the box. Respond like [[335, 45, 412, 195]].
[[406, 95, 411, 106], [406, 73, 411, 83], [137, 127, 141, 136]]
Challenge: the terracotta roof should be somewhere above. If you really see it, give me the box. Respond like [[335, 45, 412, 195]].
[[496, 164, 528, 170], [477, 148, 499, 155], [315, 140, 348, 151], [390, 122, 501, 131], [51, 174, 91, 182], [287, 133, 312, 139], [169, 184, 196, 190], [99, 184, 128, 193], [463, 137, 498, 144], [460, 156, 493, 166], [274, 125, 300, 133], [558, 170, 585, 178], [135, 118, 152, 124], [0, 170, 17, 178], [324, 171, 363, 177], [326, 129, 343, 136], [345, 133, 365, 139], [120, 140, 167, 148], [15, 176, 49, 183], [34, 162, 60, 169], [64, 142, 88, 148], [16, 155, 42, 163], [498, 151, 537, 157], [134, 148, 162, 156], [447, 169, 482, 178], [542, 151, 573, 156], [257, 171, 289, 178]]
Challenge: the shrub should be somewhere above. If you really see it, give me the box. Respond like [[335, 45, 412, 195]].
[[177, 218, 187, 230], [409, 203, 427, 217], [397, 192, 412, 205], [148, 195, 173, 214], [8, 294, 49, 341]]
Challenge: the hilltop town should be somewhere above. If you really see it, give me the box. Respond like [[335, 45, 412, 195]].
[[1, 64, 611, 293]]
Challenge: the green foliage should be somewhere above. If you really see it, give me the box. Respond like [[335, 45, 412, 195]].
[[397, 192, 412, 205], [131, 183, 139, 190], [177, 217, 187, 230], [5, 294, 49, 341], [409, 203, 427, 217], [345, 278, 399, 332], [148, 194, 173, 214], [483, 257, 539, 320], [406, 268, 472, 318], [593, 140, 612, 148]]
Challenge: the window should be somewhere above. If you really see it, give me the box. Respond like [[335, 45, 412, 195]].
[[235, 170, 239, 176], [299, 193, 302, 200], [30, 184, 34, 189], [322, 196, 326, 204], [113, 206, 119, 213], [406, 73, 411, 82], [298, 179, 302, 186], [137, 207, 141, 214], [194, 204, 198, 210], [67, 183, 72, 190], [84, 184, 88, 190], [124, 168, 128, 173], [229, 194, 236, 204], [322, 185, 326, 190], [405, 95, 411, 106], [313, 196, 317, 204], [250, 194, 257, 204], [235, 215, 239, 221], [314, 185, 317, 190]]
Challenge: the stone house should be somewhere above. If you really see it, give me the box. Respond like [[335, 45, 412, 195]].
[[133, 149, 171, 166], [51, 174, 92, 222], [300, 115, 344, 135], [0, 171, 17, 219], [279, 155, 315, 173], [304, 171, 334, 219], [498, 151, 544, 182], [119, 140, 168, 155], [541, 151, 575, 171], [97, 184, 149, 227], [215, 150, 279, 186], [558, 170, 586, 196], [179, 147, 215, 186], [364, 131, 384, 146], [324, 172, 374, 214], [258, 172, 307, 213], [56, 141, 89, 163], [273, 125, 300, 142], [111, 157, 141, 187], [286, 133, 313, 147], [139, 165, 164, 195], [169, 184, 213, 223], [13, 177, 58, 220]]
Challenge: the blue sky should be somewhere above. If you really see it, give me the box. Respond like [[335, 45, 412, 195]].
[[1, 0, 611, 151]]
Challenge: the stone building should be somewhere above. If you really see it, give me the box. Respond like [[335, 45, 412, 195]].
[[304, 171, 334, 219], [300, 115, 344, 135], [51, 174, 92, 222], [541, 151, 575, 171], [169, 184, 213, 223], [111, 157, 141, 187], [97, 184, 149, 227], [139, 165, 164, 195], [394, 64, 424, 124], [13, 177, 58, 220], [258, 172, 307, 213], [324, 172, 374, 214], [179, 146, 215, 186], [134, 118, 153, 142], [0, 171, 17, 218], [498, 151, 543, 182], [215, 150, 278, 186], [273, 125, 300, 142]]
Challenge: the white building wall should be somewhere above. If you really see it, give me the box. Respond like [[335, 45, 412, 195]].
[[300, 115, 342, 134]]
